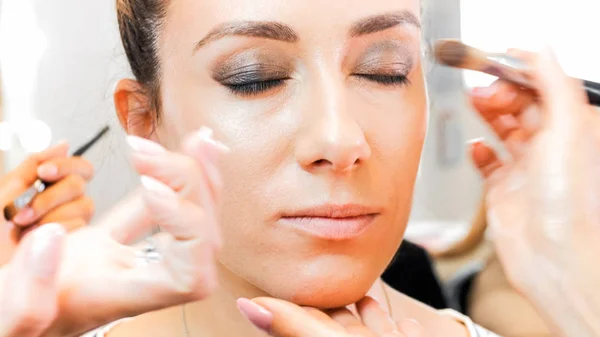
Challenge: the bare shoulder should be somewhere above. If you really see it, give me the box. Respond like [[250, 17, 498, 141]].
[[383, 283, 469, 337]]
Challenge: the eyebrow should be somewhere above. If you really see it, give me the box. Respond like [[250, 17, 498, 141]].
[[349, 11, 421, 37], [194, 21, 299, 51], [194, 10, 420, 52]]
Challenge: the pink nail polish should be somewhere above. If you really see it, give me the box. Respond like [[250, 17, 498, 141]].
[[198, 126, 230, 154], [37, 163, 58, 177], [471, 86, 497, 98], [466, 137, 485, 147], [140, 176, 177, 198], [236, 298, 273, 333], [14, 207, 35, 224], [126, 136, 166, 155]]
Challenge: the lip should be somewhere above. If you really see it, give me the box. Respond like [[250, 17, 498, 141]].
[[278, 204, 381, 241]]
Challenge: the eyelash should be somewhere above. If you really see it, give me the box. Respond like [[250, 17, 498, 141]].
[[224, 78, 287, 97], [355, 74, 411, 86], [223, 73, 410, 97]]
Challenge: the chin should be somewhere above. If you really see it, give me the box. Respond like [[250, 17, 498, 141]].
[[265, 265, 382, 309]]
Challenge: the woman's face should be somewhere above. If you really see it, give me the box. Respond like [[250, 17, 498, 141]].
[[148, 0, 425, 308]]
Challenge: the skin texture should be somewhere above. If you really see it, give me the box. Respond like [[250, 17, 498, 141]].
[[112, 0, 470, 336], [116, 0, 425, 308]]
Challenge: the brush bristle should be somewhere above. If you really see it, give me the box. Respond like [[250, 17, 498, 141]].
[[434, 40, 469, 67], [3, 204, 17, 221]]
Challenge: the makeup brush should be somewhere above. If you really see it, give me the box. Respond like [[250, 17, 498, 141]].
[[3, 125, 110, 222], [434, 39, 600, 106]]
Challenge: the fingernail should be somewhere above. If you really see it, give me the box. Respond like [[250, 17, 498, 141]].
[[37, 163, 58, 177], [197, 126, 230, 154], [466, 137, 484, 147], [236, 298, 273, 333], [31, 223, 65, 279], [140, 176, 177, 198], [127, 136, 166, 155], [14, 207, 35, 224], [471, 86, 498, 98]]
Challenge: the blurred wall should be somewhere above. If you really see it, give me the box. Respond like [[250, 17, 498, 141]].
[[0, 0, 137, 216]]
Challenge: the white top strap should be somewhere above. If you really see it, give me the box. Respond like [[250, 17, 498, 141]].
[[84, 310, 500, 337], [81, 318, 131, 337], [439, 309, 501, 337]]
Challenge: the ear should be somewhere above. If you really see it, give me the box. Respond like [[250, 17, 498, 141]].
[[113, 79, 157, 139]]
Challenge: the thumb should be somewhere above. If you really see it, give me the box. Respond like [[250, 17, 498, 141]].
[[0, 223, 65, 337], [237, 297, 338, 337]]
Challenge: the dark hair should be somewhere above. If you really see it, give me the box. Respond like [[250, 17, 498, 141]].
[[116, 0, 169, 116], [116, 0, 428, 116]]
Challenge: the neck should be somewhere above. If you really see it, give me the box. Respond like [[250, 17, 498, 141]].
[[183, 263, 271, 337], [180, 264, 389, 336]]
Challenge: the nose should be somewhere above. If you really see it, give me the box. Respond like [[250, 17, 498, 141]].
[[296, 79, 371, 173]]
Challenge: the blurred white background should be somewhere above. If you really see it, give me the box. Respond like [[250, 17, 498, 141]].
[[0, 0, 135, 215], [0, 0, 599, 246]]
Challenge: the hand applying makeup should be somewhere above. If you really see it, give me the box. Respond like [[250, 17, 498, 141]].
[[237, 296, 426, 337], [21, 127, 226, 337], [469, 48, 600, 337], [0, 143, 94, 265]]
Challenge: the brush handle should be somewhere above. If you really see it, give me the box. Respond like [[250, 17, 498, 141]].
[[583, 80, 600, 106]]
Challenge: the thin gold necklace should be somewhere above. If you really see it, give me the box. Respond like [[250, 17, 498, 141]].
[[380, 280, 394, 316], [182, 304, 190, 337], [181, 281, 393, 336]]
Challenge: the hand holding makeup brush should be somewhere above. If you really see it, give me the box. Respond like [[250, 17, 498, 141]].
[[20, 127, 226, 337], [468, 48, 600, 337], [0, 143, 94, 265]]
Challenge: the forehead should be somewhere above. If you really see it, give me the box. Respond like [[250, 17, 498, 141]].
[[162, 0, 421, 49]]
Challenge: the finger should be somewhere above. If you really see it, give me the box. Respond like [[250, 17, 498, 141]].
[[329, 307, 375, 336], [506, 48, 536, 62], [247, 297, 337, 337], [96, 189, 151, 244], [139, 176, 218, 243], [396, 319, 425, 337], [99, 128, 227, 244], [128, 128, 224, 206], [36, 157, 94, 182], [0, 142, 69, 207], [468, 139, 504, 180], [16, 219, 86, 241], [302, 307, 347, 332], [470, 82, 537, 158], [12, 175, 86, 226], [470, 81, 529, 120], [356, 297, 398, 335], [35, 196, 94, 229], [106, 176, 220, 316], [532, 47, 590, 130], [181, 127, 228, 202], [0, 224, 65, 337]]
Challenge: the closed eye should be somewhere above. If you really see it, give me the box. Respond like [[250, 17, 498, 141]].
[[354, 74, 410, 86], [223, 78, 289, 96]]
